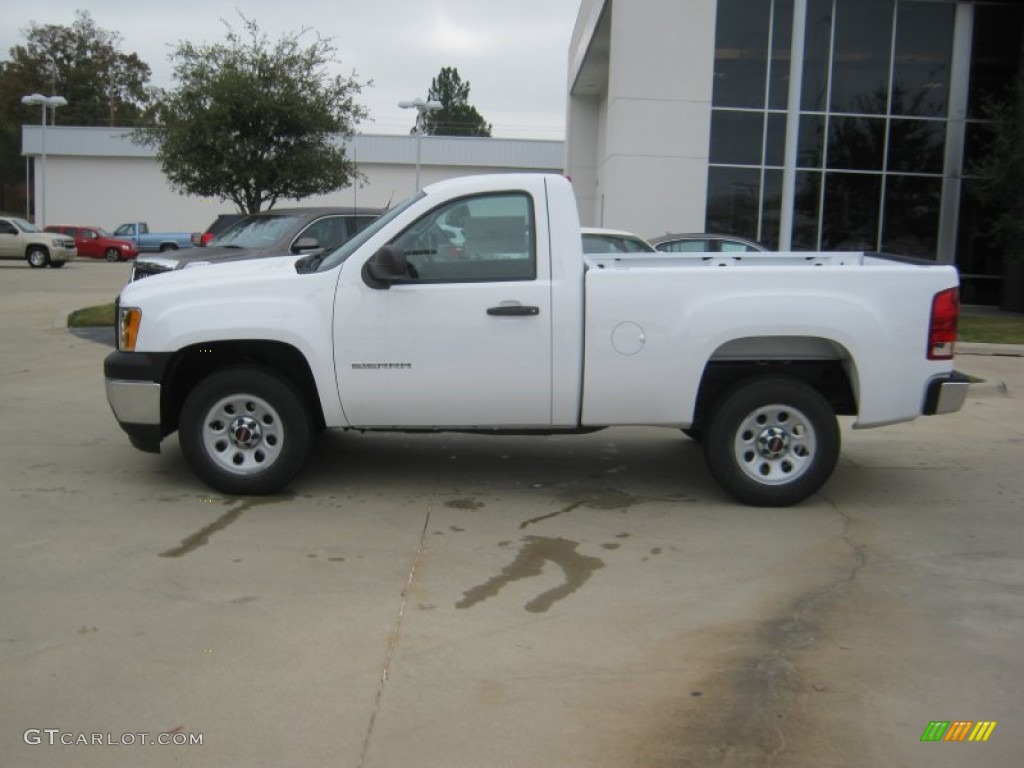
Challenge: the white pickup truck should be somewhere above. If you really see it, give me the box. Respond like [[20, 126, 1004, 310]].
[[103, 174, 968, 506]]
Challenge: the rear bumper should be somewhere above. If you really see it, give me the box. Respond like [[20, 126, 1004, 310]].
[[923, 371, 971, 415]]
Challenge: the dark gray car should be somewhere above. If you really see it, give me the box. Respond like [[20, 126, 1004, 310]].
[[131, 206, 382, 280]]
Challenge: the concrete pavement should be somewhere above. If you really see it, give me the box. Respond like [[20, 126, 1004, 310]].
[[1, 260, 1022, 767]]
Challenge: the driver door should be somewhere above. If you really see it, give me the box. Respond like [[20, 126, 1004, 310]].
[[333, 190, 553, 428]]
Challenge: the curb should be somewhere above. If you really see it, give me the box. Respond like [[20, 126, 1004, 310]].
[[957, 342, 1024, 357]]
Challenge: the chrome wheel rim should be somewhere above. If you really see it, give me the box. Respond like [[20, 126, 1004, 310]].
[[201, 394, 284, 475], [733, 403, 817, 485]]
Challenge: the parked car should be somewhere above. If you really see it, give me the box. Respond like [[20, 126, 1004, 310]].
[[191, 213, 246, 247], [649, 233, 767, 253], [0, 215, 76, 267], [131, 207, 383, 280], [112, 222, 195, 253], [582, 227, 656, 253], [45, 225, 138, 261]]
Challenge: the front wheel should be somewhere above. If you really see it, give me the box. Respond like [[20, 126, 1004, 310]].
[[26, 247, 49, 268], [105, 247, 121, 262], [179, 367, 313, 495], [703, 376, 839, 507]]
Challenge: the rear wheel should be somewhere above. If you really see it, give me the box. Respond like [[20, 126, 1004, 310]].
[[105, 247, 121, 261], [26, 247, 49, 268], [703, 376, 839, 507], [179, 367, 313, 495], [158, 243, 177, 252]]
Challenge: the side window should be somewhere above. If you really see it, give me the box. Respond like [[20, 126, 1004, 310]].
[[661, 239, 710, 252], [721, 240, 752, 253], [298, 217, 349, 251], [391, 192, 535, 282], [0, 221, 17, 235]]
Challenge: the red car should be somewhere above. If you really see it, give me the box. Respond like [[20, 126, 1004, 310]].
[[44, 225, 139, 261]]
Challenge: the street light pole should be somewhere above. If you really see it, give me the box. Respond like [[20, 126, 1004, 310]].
[[398, 97, 442, 191], [21, 93, 68, 228]]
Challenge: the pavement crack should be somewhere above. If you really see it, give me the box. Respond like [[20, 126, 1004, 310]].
[[819, 492, 868, 586], [358, 506, 431, 768]]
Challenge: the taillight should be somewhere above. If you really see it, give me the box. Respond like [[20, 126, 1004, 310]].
[[928, 287, 958, 360]]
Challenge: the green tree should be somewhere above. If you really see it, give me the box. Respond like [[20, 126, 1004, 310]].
[[969, 70, 1024, 310], [971, 74, 1024, 263], [134, 16, 368, 213], [417, 67, 492, 137], [0, 10, 152, 210]]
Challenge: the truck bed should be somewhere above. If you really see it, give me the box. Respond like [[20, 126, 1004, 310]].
[[586, 251, 931, 270]]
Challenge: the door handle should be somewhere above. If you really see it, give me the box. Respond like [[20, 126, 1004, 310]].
[[486, 305, 540, 316]]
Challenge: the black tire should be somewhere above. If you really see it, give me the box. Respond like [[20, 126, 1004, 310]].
[[178, 366, 313, 495], [49, 261, 66, 268], [158, 243, 178, 252], [26, 246, 49, 268], [105, 247, 121, 262], [703, 376, 840, 507]]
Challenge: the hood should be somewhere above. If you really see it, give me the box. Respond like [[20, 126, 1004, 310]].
[[136, 242, 291, 269], [122, 252, 308, 302], [41, 232, 75, 247]]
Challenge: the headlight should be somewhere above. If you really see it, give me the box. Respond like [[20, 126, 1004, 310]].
[[118, 306, 142, 351]]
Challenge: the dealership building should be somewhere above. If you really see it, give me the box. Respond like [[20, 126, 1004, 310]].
[[567, 0, 1024, 304], [20, 0, 1023, 304]]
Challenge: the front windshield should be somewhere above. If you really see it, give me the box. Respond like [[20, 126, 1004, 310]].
[[13, 218, 40, 233], [211, 214, 301, 248], [316, 192, 424, 272], [97, 228, 113, 236]]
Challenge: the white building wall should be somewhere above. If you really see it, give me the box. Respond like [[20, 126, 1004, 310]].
[[22, 128, 565, 232], [568, 0, 717, 239]]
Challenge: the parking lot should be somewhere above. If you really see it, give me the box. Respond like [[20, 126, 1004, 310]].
[[1, 260, 1022, 767]]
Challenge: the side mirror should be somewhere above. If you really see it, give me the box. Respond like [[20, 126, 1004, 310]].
[[363, 245, 411, 288], [292, 236, 321, 253]]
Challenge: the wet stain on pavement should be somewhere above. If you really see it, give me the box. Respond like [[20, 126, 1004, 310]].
[[159, 493, 294, 558], [455, 536, 604, 613], [519, 488, 695, 530], [446, 498, 485, 510], [624, 504, 871, 766], [518, 488, 638, 529]]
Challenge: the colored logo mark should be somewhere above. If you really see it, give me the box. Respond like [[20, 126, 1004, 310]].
[[921, 721, 997, 742]]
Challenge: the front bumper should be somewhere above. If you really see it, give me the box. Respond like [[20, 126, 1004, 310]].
[[923, 371, 971, 415], [104, 351, 174, 453], [53, 246, 77, 263]]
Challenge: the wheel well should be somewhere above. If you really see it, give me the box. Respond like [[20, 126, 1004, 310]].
[[692, 360, 857, 427], [161, 341, 325, 435], [25, 244, 49, 256]]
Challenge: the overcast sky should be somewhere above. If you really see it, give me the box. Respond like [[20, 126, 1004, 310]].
[[1, 1, 583, 140]]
